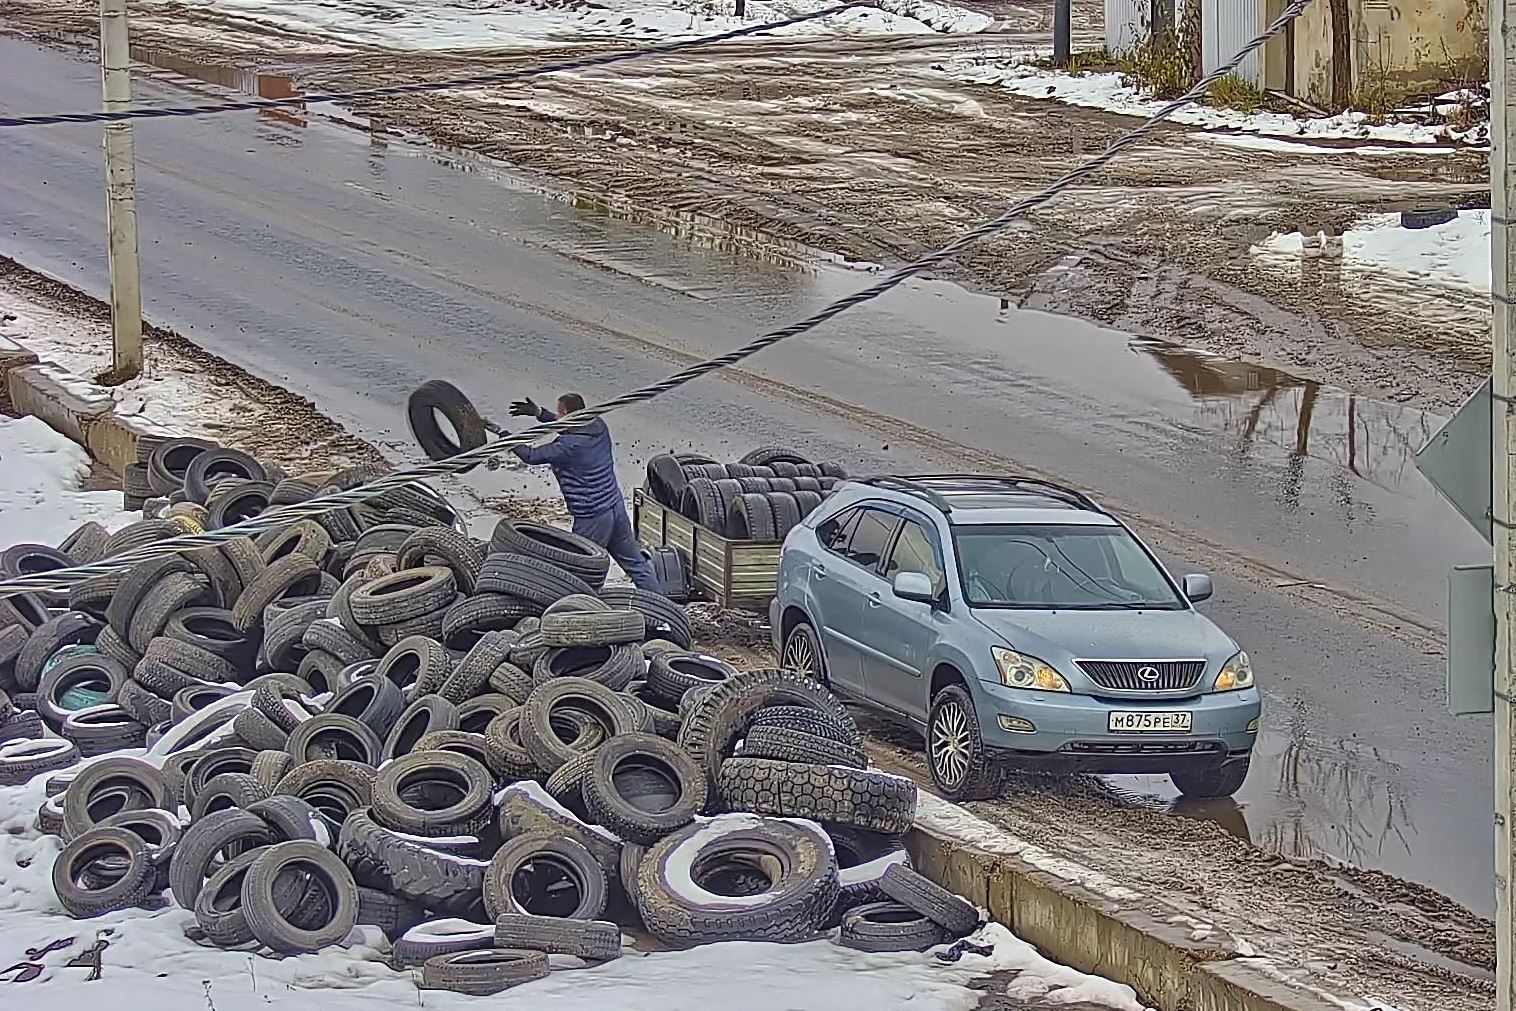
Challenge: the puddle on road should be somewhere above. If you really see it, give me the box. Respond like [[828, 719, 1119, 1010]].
[[128, 46, 308, 128]]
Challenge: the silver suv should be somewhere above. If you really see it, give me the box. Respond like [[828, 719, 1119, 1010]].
[[770, 475, 1259, 801]]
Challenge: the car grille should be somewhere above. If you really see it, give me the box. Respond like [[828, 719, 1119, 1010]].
[[1074, 659, 1206, 692]]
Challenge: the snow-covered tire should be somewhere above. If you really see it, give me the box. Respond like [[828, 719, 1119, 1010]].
[[390, 919, 494, 968], [878, 862, 979, 937], [484, 830, 607, 921], [337, 808, 487, 918], [636, 815, 837, 946], [37, 654, 128, 729], [717, 758, 915, 835], [494, 782, 621, 877], [828, 825, 910, 919], [494, 912, 620, 960], [246, 794, 330, 846], [0, 738, 79, 787], [242, 840, 359, 954], [583, 733, 706, 845]]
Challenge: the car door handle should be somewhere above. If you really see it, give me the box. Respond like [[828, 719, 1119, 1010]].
[[867, 592, 883, 608], [812, 563, 828, 579]]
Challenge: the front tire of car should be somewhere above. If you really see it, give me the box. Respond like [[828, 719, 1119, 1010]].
[[1169, 756, 1251, 799], [781, 621, 827, 686], [927, 683, 1005, 802]]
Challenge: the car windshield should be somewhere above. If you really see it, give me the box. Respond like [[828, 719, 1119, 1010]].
[[952, 523, 1184, 610]]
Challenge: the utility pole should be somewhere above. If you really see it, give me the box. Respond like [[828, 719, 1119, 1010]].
[[1053, 0, 1071, 67], [99, 0, 143, 379], [1492, 0, 1515, 1000]]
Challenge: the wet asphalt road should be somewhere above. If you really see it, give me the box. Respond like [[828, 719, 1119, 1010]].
[[0, 35, 1495, 912]]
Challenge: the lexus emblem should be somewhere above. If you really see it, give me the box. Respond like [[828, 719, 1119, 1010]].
[[1137, 665, 1161, 682]]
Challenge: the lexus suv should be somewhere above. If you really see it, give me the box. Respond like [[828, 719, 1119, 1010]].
[[770, 475, 1259, 801]]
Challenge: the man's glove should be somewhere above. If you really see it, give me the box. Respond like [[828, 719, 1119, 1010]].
[[509, 397, 540, 418]]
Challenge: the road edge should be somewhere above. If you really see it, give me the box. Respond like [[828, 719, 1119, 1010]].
[[905, 815, 1350, 1011]]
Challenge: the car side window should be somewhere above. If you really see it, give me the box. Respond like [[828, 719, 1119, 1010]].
[[816, 507, 860, 553], [884, 519, 945, 596], [839, 508, 898, 572]]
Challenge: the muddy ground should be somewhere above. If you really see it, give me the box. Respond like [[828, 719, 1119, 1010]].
[[0, 0, 1492, 412]]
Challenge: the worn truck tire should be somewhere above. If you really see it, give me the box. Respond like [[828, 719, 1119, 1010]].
[[716, 758, 916, 835], [739, 724, 867, 768], [337, 808, 488, 918]]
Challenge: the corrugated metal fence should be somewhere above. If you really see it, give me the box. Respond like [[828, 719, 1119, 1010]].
[[1201, 0, 1263, 83], [1105, 0, 1149, 55]]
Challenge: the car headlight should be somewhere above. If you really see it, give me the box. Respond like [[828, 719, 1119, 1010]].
[[991, 647, 1070, 692], [1213, 651, 1254, 692]]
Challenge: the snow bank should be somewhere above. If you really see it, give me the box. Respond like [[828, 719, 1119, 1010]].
[[158, 0, 989, 52], [932, 57, 1486, 148], [0, 415, 135, 546], [1255, 210, 1491, 294]]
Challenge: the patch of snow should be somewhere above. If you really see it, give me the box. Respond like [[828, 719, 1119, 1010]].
[[932, 57, 1486, 147], [1254, 209, 1490, 294], [0, 415, 136, 547], [1201, 133, 1461, 157], [399, 918, 494, 942], [838, 849, 908, 886], [125, 0, 989, 53], [914, 791, 1141, 902], [661, 813, 831, 909], [497, 780, 621, 843]]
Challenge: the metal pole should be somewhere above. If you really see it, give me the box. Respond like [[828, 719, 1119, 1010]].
[[100, 0, 143, 380], [1054, 0, 1071, 67], [1492, 0, 1515, 1000]]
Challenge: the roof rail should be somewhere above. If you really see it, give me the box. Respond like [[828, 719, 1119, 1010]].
[[857, 476, 954, 514], [904, 474, 1102, 513]]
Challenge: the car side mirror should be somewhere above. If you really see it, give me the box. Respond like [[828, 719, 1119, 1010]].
[[893, 571, 937, 604], [1182, 573, 1214, 603]]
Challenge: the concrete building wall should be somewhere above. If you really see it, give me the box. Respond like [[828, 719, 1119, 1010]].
[[1268, 0, 1486, 105]]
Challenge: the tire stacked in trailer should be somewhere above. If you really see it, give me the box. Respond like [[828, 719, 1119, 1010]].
[[643, 447, 848, 542], [0, 481, 982, 997]]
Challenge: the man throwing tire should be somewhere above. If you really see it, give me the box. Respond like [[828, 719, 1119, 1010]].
[[509, 392, 658, 591]]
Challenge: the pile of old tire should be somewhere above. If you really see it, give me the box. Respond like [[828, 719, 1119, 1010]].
[[643, 448, 847, 542], [0, 499, 978, 996]]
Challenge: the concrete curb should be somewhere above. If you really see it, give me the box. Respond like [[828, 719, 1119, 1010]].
[[904, 821, 1344, 1011], [0, 334, 177, 472]]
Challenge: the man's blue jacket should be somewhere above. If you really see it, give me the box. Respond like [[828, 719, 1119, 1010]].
[[511, 408, 623, 519]]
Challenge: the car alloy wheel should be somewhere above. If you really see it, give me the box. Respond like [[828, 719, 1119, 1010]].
[[930, 699, 972, 790], [781, 625, 819, 681]]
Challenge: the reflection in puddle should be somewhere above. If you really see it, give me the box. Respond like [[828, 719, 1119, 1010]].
[[1134, 336, 1434, 512], [129, 46, 306, 128]]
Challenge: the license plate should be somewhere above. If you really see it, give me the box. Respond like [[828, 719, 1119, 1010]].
[[1108, 711, 1192, 733]]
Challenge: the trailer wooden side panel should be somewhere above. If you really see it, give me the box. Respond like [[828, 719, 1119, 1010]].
[[634, 490, 780, 610]]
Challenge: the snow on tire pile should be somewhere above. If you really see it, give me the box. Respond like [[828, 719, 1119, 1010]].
[[0, 441, 990, 999]]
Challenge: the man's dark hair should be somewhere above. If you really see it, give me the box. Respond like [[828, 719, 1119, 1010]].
[[557, 393, 586, 413]]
